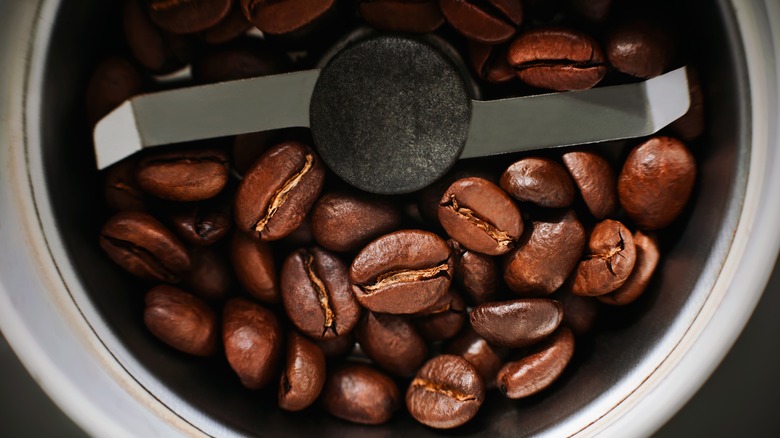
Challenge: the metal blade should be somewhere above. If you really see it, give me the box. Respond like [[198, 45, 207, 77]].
[[461, 67, 690, 159], [94, 69, 321, 169]]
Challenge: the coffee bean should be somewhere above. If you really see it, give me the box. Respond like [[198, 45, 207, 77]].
[[572, 219, 636, 296], [562, 149, 618, 220], [148, 0, 232, 34], [311, 191, 402, 253], [417, 167, 496, 227], [235, 141, 326, 241], [445, 327, 506, 389], [279, 331, 326, 411], [617, 136, 696, 230], [470, 298, 562, 348], [144, 285, 217, 356], [281, 247, 361, 339], [350, 230, 453, 314], [321, 363, 401, 425], [439, 0, 523, 44], [356, 312, 428, 377], [314, 333, 355, 360], [230, 231, 278, 303], [100, 211, 191, 283], [439, 177, 523, 256], [468, 42, 515, 84], [201, 2, 251, 44], [406, 354, 485, 429], [500, 157, 576, 208], [504, 210, 585, 295], [136, 148, 229, 202], [497, 327, 574, 398], [554, 289, 599, 336], [606, 19, 674, 78], [168, 196, 232, 246], [86, 57, 143, 126], [103, 158, 147, 212], [192, 38, 287, 84], [123, 0, 192, 74], [670, 68, 705, 141], [184, 247, 231, 300], [414, 289, 467, 341], [240, 0, 335, 35], [508, 27, 607, 91], [599, 230, 659, 305], [223, 297, 283, 389], [358, 0, 445, 33], [449, 239, 498, 305]]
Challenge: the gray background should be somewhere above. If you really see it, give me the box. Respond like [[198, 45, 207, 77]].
[[2, 263, 779, 437]]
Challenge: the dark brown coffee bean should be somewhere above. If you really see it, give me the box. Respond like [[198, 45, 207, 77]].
[[417, 167, 496, 227], [414, 289, 467, 341], [500, 157, 576, 208], [356, 312, 427, 377], [599, 231, 659, 305], [606, 19, 674, 79], [670, 68, 705, 141], [144, 285, 217, 356], [439, 0, 523, 44], [311, 192, 402, 253], [281, 247, 361, 339], [508, 27, 607, 91], [201, 2, 251, 44], [554, 289, 599, 336], [618, 136, 696, 230], [497, 326, 574, 398], [230, 231, 278, 303], [358, 0, 445, 33], [86, 57, 143, 126], [136, 148, 229, 202], [192, 38, 287, 83], [184, 248, 231, 300], [572, 219, 636, 296], [504, 210, 584, 295], [406, 354, 485, 429], [123, 0, 192, 74], [562, 149, 618, 220], [232, 131, 274, 175], [350, 230, 453, 314], [314, 333, 355, 359], [240, 0, 335, 35], [168, 197, 232, 246], [468, 42, 515, 84], [470, 298, 562, 348], [279, 331, 326, 411], [223, 297, 283, 389], [100, 211, 191, 283], [235, 141, 326, 241], [569, 0, 611, 23], [103, 159, 147, 212], [445, 327, 506, 389], [439, 177, 523, 256], [449, 239, 498, 305], [148, 0, 232, 34], [321, 363, 401, 425]]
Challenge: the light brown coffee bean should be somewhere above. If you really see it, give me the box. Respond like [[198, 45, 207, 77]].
[[136, 148, 229, 202], [562, 149, 618, 220]]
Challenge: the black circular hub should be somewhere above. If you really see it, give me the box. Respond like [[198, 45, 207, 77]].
[[309, 35, 472, 194]]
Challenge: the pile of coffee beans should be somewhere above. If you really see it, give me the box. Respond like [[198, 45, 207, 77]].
[[92, 0, 703, 430]]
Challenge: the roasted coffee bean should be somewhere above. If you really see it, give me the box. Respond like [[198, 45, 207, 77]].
[[501, 157, 576, 208], [223, 298, 283, 389], [235, 141, 326, 241], [350, 230, 453, 314], [356, 312, 428, 377], [148, 0, 232, 34], [281, 247, 361, 339], [311, 191, 402, 253], [144, 285, 217, 356], [184, 247, 231, 300], [414, 289, 467, 341], [86, 57, 143, 126], [671, 68, 705, 141], [468, 42, 515, 84], [599, 231, 659, 305], [606, 19, 674, 79], [497, 327, 574, 399], [136, 148, 229, 202], [103, 159, 147, 212], [470, 298, 562, 348], [569, 0, 611, 23], [123, 0, 192, 74], [314, 333, 355, 359], [321, 363, 401, 425], [618, 137, 696, 230], [279, 331, 326, 411], [562, 149, 618, 220], [504, 210, 585, 295], [508, 27, 607, 91], [572, 219, 636, 296], [554, 289, 599, 336], [192, 38, 287, 83], [240, 0, 335, 35], [449, 239, 498, 304], [445, 327, 506, 389], [439, 0, 523, 44], [201, 2, 251, 44], [406, 354, 485, 429], [230, 231, 278, 303], [358, 0, 445, 33], [439, 177, 523, 256], [232, 131, 274, 175], [100, 211, 191, 283], [168, 197, 232, 246], [417, 167, 496, 227]]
